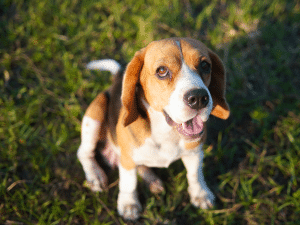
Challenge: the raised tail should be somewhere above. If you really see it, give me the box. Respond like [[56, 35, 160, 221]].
[[86, 59, 122, 75]]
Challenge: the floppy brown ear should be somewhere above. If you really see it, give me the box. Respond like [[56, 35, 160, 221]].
[[208, 50, 230, 120], [121, 48, 146, 127]]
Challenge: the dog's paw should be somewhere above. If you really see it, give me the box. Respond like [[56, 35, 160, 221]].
[[117, 192, 141, 221], [137, 166, 164, 194], [83, 161, 108, 192], [149, 179, 165, 194], [121, 204, 141, 221], [189, 188, 215, 209]]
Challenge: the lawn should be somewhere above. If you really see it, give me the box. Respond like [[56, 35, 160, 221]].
[[1, 0, 300, 224]]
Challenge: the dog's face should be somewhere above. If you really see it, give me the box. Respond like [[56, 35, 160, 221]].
[[121, 38, 230, 140]]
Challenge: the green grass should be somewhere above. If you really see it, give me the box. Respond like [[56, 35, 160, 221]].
[[1, 0, 299, 224]]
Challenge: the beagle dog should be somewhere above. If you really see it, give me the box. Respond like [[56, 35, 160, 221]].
[[77, 37, 230, 220]]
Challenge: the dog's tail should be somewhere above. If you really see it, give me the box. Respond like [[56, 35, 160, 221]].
[[86, 59, 122, 76]]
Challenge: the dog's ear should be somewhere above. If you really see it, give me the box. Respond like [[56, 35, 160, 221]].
[[121, 48, 146, 127], [208, 50, 230, 120]]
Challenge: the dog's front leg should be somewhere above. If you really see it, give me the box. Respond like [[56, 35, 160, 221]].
[[181, 147, 215, 209], [117, 164, 141, 220]]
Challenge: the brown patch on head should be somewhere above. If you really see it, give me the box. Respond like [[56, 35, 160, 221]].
[[140, 39, 182, 112], [180, 38, 212, 87], [121, 39, 184, 126], [180, 38, 210, 66]]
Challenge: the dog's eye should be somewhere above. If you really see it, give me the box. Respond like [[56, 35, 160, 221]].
[[156, 66, 170, 79], [200, 61, 211, 73]]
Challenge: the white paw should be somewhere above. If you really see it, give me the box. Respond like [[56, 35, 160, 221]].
[[117, 192, 141, 221], [83, 160, 108, 192], [189, 187, 215, 209]]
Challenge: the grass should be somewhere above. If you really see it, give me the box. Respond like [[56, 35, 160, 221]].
[[1, 0, 300, 224]]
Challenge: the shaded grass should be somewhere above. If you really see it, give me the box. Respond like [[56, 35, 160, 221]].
[[1, 0, 300, 224]]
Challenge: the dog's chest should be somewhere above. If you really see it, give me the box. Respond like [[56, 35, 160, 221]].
[[132, 109, 184, 168]]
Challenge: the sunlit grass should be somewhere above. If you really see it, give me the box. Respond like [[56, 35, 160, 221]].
[[1, 0, 299, 224]]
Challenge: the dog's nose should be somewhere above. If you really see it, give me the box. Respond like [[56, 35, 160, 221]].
[[183, 88, 209, 110]]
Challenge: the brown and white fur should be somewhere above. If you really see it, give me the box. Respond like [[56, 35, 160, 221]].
[[77, 37, 230, 220]]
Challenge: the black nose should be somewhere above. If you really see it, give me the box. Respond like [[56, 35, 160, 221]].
[[183, 88, 209, 110]]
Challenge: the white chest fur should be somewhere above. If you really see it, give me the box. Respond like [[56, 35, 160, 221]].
[[132, 107, 191, 168]]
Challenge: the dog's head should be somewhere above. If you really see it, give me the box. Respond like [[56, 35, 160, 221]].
[[121, 38, 230, 140]]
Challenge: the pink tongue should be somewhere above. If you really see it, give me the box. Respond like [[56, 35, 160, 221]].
[[182, 115, 203, 135]]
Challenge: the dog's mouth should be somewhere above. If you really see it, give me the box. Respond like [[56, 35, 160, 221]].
[[163, 111, 204, 139]]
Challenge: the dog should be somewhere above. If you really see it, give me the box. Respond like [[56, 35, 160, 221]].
[[77, 37, 230, 220]]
